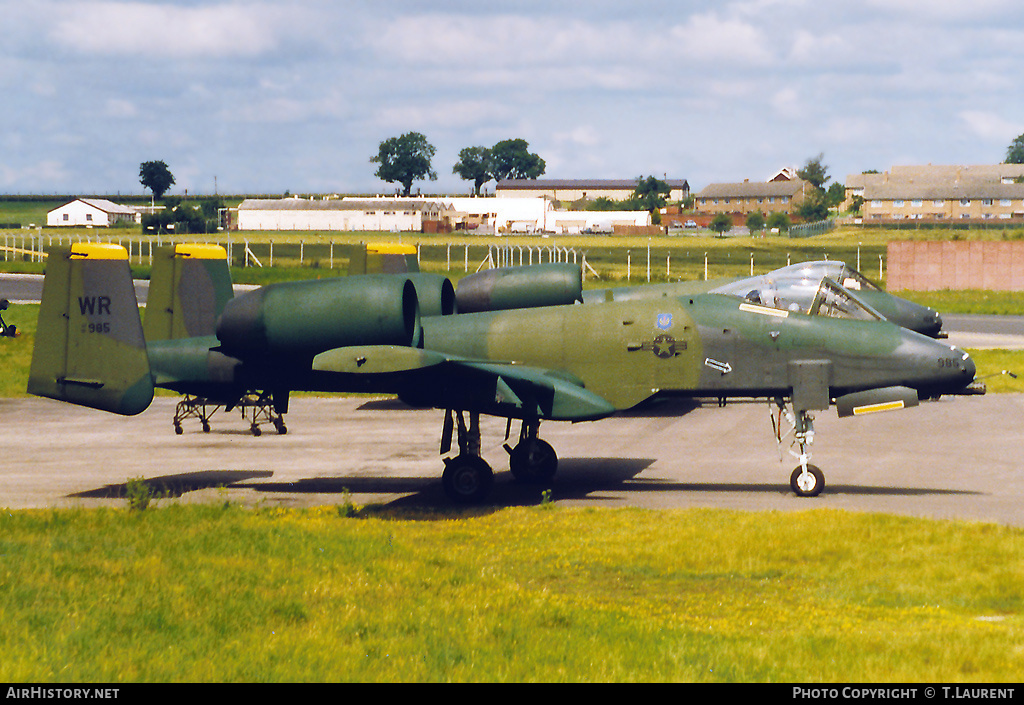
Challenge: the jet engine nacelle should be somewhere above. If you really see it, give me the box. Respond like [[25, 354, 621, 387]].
[[217, 275, 422, 357], [406, 273, 456, 317], [456, 263, 583, 314]]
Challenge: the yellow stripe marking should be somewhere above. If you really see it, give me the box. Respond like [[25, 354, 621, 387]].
[[69, 243, 127, 260], [853, 400, 906, 415], [175, 243, 227, 259], [366, 243, 416, 254]]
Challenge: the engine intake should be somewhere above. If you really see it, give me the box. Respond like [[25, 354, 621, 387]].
[[407, 273, 456, 317], [217, 275, 421, 357]]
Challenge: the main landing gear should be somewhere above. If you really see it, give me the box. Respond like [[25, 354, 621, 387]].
[[439, 411, 557, 504], [771, 398, 825, 498]]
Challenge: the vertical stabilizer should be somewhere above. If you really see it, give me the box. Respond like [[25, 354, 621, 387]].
[[28, 244, 154, 415], [144, 244, 233, 341], [348, 243, 419, 275]]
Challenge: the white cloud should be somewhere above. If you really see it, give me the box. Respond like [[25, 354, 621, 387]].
[[373, 99, 511, 133], [554, 126, 603, 149], [770, 87, 801, 119], [104, 98, 138, 119], [47, 2, 296, 58], [0, 160, 69, 190], [863, 0, 1023, 22], [368, 15, 644, 68], [787, 29, 847, 66], [670, 13, 773, 65], [959, 111, 1024, 143]]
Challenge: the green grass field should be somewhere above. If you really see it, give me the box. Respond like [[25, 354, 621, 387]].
[[0, 504, 1021, 682]]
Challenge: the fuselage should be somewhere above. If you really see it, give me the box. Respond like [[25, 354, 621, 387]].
[[420, 292, 974, 411]]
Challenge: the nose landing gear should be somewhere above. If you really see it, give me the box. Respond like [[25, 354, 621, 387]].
[[772, 398, 825, 498]]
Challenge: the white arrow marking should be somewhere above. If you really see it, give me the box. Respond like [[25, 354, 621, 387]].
[[704, 358, 732, 374]]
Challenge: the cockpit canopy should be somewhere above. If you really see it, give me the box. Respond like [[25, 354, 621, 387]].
[[764, 260, 883, 293], [711, 270, 885, 322]]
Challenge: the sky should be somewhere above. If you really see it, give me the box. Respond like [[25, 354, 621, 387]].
[[4, 0, 1024, 197]]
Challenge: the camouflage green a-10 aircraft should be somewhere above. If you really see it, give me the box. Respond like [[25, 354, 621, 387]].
[[29, 243, 979, 504]]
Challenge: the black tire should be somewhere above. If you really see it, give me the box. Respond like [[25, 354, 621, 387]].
[[790, 465, 825, 497], [442, 455, 494, 504], [509, 439, 558, 483]]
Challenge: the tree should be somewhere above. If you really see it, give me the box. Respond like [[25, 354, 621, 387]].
[[1006, 133, 1024, 164], [710, 213, 733, 235], [370, 132, 437, 196], [139, 161, 175, 200], [766, 211, 791, 232], [586, 197, 621, 211], [825, 181, 847, 210], [797, 153, 830, 191], [141, 197, 222, 234], [632, 175, 672, 212], [745, 211, 766, 234], [452, 146, 493, 195], [798, 189, 829, 222], [489, 139, 546, 182]]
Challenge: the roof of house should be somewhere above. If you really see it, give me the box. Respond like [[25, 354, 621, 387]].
[[696, 180, 808, 198], [53, 198, 137, 215], [496, 178, 690, 191], [238, 198, 449, 212], [863, 180, 1024, 200], [889, 164, 1024, 181], [847, 164, 1024, 191]]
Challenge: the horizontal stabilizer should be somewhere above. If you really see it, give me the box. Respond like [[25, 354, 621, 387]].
[[835, 386, 919, 418]]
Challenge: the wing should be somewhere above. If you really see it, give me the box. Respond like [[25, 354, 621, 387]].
[[311, 345, 616, 422]]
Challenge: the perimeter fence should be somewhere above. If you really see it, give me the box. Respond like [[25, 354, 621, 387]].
[[0, 229, 887, 284]]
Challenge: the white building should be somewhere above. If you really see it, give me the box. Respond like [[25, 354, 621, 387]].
[[346, 196, 651, 234], [443, 196, 553, 233], [548, 210, 651, 234], [235, 198, 455, 231], [343, 195, 553, 233], [47, 198, 140, 227]]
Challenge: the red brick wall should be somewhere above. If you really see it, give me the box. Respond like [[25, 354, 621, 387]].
[[887, 240, 1024, 291]]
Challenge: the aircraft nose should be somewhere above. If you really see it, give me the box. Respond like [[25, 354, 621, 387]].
[[937, 344, 976, 391], [896, 331, 975, 395], [894, 297, 944, 337]]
